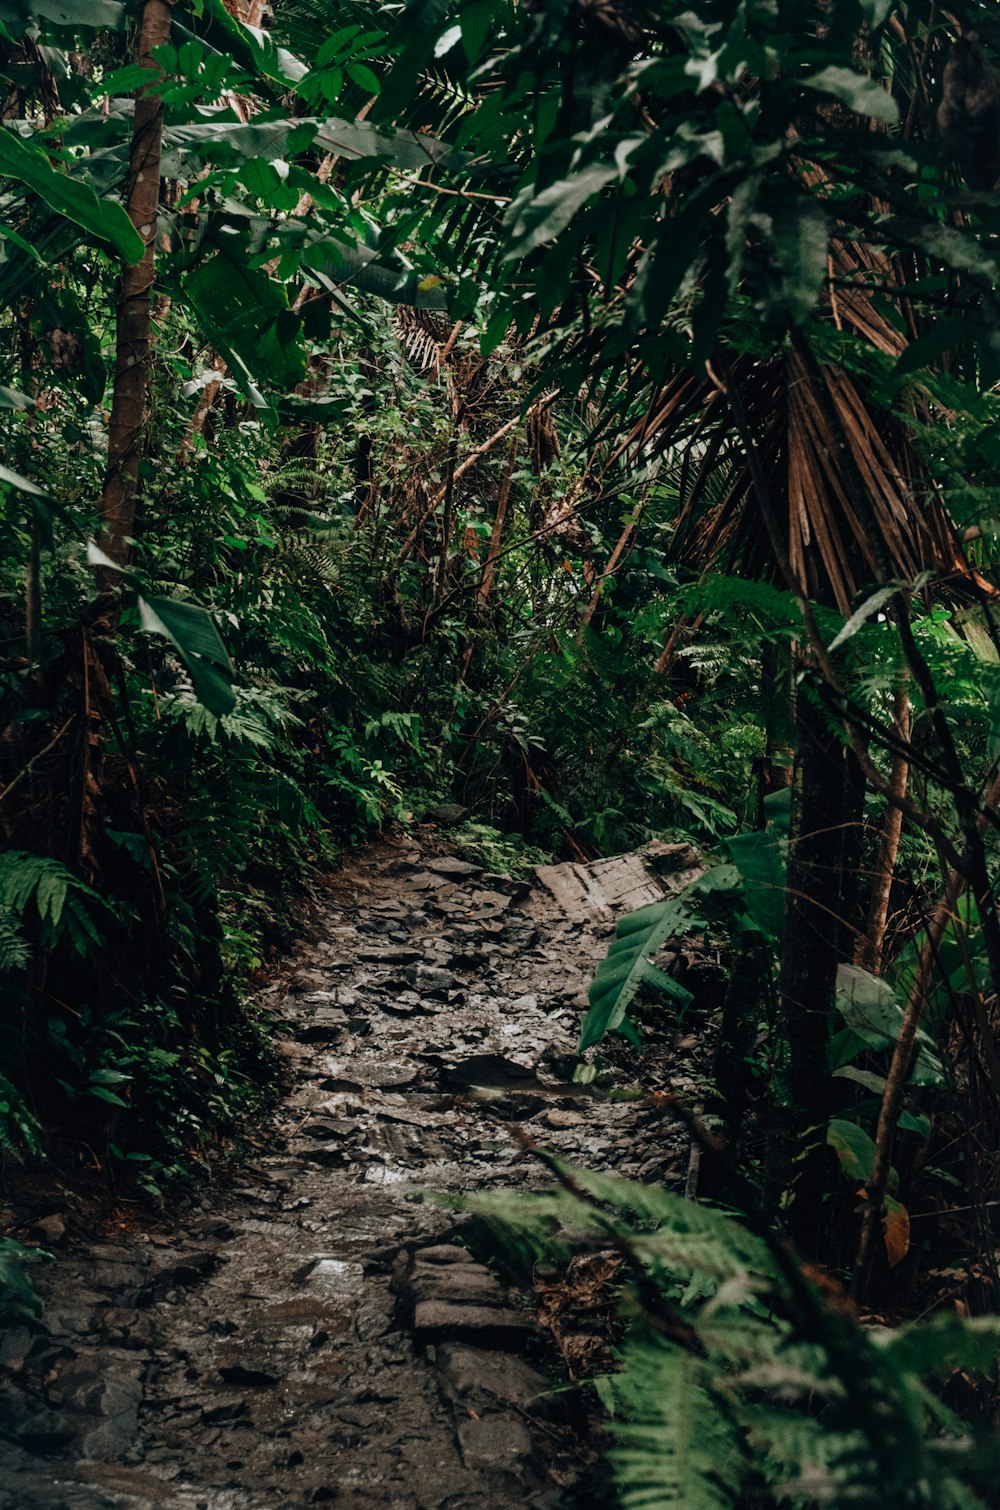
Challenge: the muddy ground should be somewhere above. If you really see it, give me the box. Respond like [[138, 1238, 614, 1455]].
[[0, 832, 702, 1509]]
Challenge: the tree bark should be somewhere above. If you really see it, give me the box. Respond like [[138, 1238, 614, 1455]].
[[856, 683, 910, 975], [768, 693, 858, 1254], [97, 0, 172, 573]]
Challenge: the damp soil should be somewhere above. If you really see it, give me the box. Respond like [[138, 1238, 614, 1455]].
[[0, 833, 704, 1509]]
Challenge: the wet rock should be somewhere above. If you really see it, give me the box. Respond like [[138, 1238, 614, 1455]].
[[423, 802, 470, 826], [480, 872, 533, 899], [544, 1108, 585, 1129], [296, 1011, 347, 1044], [201, 1399, 250, 1424], [136, 1251, 219, 1306], [441, 1054, 539, 1091], [457, 1412, 535, 1471], [412, 1301, 535, 1348], [414, 1245, 475, 1265], [436, 1344, 554, 1416], [425, 856, 482, 878], [32, 1214, 67, 1246], [357, 945, 422, 964], [218, 1363, 281, 1387], [321, 1058, 419, 1091], [402, 963, 456, 997]]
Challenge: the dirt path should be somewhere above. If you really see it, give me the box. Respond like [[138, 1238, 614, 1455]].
[[0, 834, 699, 1509]]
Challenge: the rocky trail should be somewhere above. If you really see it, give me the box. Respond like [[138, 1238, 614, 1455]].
[[0, 833, 702, 1510]]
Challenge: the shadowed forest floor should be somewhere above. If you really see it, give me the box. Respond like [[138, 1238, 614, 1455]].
[[0, 834, 702, 1509]]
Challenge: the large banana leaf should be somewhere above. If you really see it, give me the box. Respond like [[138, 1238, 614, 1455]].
[[0, 0, 124, 32], [0, 127, 143, 262]]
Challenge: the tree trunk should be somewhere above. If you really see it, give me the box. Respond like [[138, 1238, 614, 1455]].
[[768, 691, 858, 1254], [756, 639, 795, 824], [856, 683, 910, 975], [97, 0, 171, 573]]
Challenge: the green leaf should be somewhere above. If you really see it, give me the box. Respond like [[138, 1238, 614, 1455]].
[[505, 165, 618, 257], [828, 585, 898, 651], [803, 67, 899, 126], [0, 127, 144, 261], [87, 1084, 129, 1107], [138, 594, 236, 716], [580, 891, 701, 1051], [0, 0, 124, 32], [897, 1110, 931, 1137], [184, 251, 306, 396], [721, 819, 787, 939], [827, 1117, 877, 1183], [769, 196, 829, 325], [832, 1065, 887, 1095], [889, 316, 971, 383], [0, 460, 45, 496]]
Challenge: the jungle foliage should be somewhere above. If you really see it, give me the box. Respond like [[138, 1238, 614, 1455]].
[[5, 0, 1000, 1502]]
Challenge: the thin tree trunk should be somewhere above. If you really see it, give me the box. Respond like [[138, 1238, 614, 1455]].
[[97, 0, 171, 573], [25, 520, 42, 661], [478, 440, 517, 606], [577, 514, 636, 639], [768, 693, 856, 1255], [856, 683, 910, 975], [853, 767, 1000, 1300], [757, 639, 795, 824]]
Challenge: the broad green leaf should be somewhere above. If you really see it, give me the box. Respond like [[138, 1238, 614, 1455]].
[[803, 67, 899, 126], [580, 891, 701, 1051], [138, 594, 236, 717], [0, 0, 123, 31], [827, 1118, 882, 1184], [890, 316, 971, 382], [505, 165, 618, 257], [0, 460, 45, 495], [0, 127, 144, 261], [184, 252, 306, 396], [828, 585, 898, 651], [721, 823, 786, 939], [832, 1065, 887, 1095]]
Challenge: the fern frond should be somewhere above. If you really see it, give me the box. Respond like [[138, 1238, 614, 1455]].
[[0, 907, 29, 973], [608, 1329, 748, 1510], [0, 851, 104, 955]]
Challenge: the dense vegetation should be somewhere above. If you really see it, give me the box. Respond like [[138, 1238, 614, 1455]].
[[5, 0, 1000, 1501]]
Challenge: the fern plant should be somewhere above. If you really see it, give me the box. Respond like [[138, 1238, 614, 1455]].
[[465, 1165, 1000, 1509], [0, 851, 105, 955]]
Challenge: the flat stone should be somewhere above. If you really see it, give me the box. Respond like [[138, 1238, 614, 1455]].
[[296, 1011, 345, 1043], [424, 803, 470, 826], [437, 1344, 554, 1416], [415, 1246, 475, 1265], [425, 856, 482, 878], [320, 1058, 419, 1090], [544, 1109, 586, 1129], [457, 1412, 535, 1471], [402, 964, 456, 997], [412, 1301, 534, 1347], [356, 946, 423, 964], [534, 853, 666, 921]]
